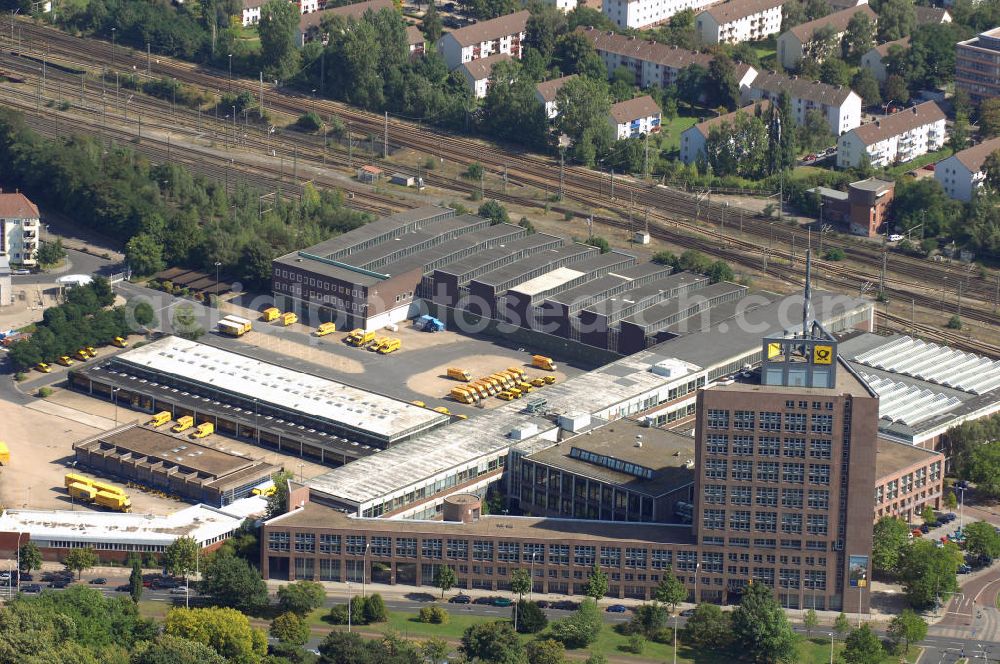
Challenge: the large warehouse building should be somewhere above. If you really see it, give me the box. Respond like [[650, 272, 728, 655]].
[[72, 423, 279, 507], [69, 336, 449, 465]]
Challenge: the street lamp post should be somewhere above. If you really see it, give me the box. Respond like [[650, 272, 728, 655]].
[[214, 261, 221, 306], [362, 541, 370, 598], [693, 562, 700, 605], [857, 572, 866, 627], [829, 632, 834, 664], [673, 614, 679, 664], [112, 387, 120, 425], [529, 551, 538, 600], [347, 581, 353, 632], [228, 54, 233, 93], [956, 486, 966, 536]]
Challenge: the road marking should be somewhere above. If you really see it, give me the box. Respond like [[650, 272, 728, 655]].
[[973, 576, 1000, 606]]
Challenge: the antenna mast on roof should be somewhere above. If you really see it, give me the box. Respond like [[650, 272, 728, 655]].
[[802, 231, 812, 341]]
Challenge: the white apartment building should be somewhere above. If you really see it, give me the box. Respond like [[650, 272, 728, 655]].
[[578, 27, 758, 90], [241, 0, 264, 26], [602, 0, 718, 30], [776, 5, 877, 69], [0, 192, 40, 268], [860, 37, 909, 83], [458, 53, 511, 99], [744, 71, 862, 137], [836, 102, 946, 169], [535, 74, 577, 119], [297, 0, 394, 46], [608, 95, 662, 139], [437, 10, 529, 70], [696, 0, 786, 45], [934, 137, 1000, 202], [680, 102, 771, 164], [545, 0, 578, 11]]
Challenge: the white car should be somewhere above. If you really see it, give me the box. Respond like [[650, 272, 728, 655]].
[[889, 234, 904, 242], [169, 586, 190, 595]]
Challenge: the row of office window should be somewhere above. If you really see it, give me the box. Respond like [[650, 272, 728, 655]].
[[708, 409, 834, 432], [702, 485, 830, 509], [704, 460, 831, 484], [706, 435, 832, 459], [703, 510, 828, 535]]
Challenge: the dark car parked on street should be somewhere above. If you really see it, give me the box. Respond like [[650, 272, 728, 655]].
[[449, 593, 471, 604]]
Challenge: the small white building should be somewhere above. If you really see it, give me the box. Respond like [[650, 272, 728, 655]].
[[608, 95, 662, 140], [297, 0, 320, 14], [776, 5, 877, 70], [934, 136, 1000, 202], [696, 0, 786, 45], [680, 102, 771, 164], [914, 5, 951, 25], [458, 53, 511, 99], [579, 27, 758, 90], [744, 71, 862, 137], [241, 0, 264, 26], [535, 74, 576, 119], [436, 10, 529, 70], [406, 25, 426, 58], [601, 0, 718, 29], [836, 101, 946, 169], [545, 0, 578, 11], [0, 256, 11, 308], [860, 37, 909, 84], [0, 192, 40, 268]]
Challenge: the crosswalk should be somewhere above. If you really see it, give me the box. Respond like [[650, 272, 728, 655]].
[[931, 604, 1000, 643]]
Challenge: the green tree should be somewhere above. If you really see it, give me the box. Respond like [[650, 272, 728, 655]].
[[165, 607, 267, 663], [421, 1, 442, 43], [676, 64, 708, 108], [553, 31, 605, 80], [296, 112, 323, 132], [363, 593, 388, 623], [819, 57, 852, 86], [844, 11, 875, 62], [707, 261, 734, 284], [963, 520, 1000, 558], [422, 636, 450, 663], [258, 0, 301, 81], [834, 612, 852, 637], [527, 638, 565, 664], [549, 599, 602, 649], [966, 442, 1000, 499], [921, 504, 936, 523], [164, 536, 200, 582], [525, 4, 568, 60], [478, 200, 510, 226], [465, 163, 485, 181], [803, 607, 819, 637], [651, 251, 677, 267], [511, 568, 532, 600], [171, 303, 204, 342], [652, 567, 687, 612], [64, 546, 98, 580], [200, 551, 269, 614], [480, 59, 548, 149], [265, 470, 293, 519], [586, 236, 611, 254], [126, 233, 165, 277], [270, 611, 309, 648], [898, 539, 961, 609], [132, 300, 155, 327], [132, 634, 226, 664], [514, 600, 548, 634], [18, 541, 42, 574], [129, 558, 144, 604], [705, 112, 769, 178], [950, 112, 970, 152], [460, 621, 525, 664], [843, 623, 883, 664], [945, 490, 958, 510], [625, 604, 668, 638], [682, 602, 732, 649], [37, 238, 67, 267], [872, 516, 910, 576], [706, 54, 741, 111], [876, 0, 915, 40], [851, 68, 881, 107], [435, 565, 458, 598], [884, 73, 910, 105], [277, 580, 326, 616], [797, 108, 833, 152], [730, 582, 796, 663], [984, 151, 1000, 193], [887, 609, 927, 654], [555, 76, 613, 166], [584, 563, 608, 600]]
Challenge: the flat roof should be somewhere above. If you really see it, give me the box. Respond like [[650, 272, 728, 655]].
[[301, 206, 452, 259], [711, 356, 874, 397], [546, 263, 671, 308], [338, 214, 486, 270], [76, 424, 260, 478], [526, 421, 695, 497], [621, 282, 745, 328], [0, 505, 243, 547], [472, 243, 596, 290], [112, 337, 447, 441], [583, 272, 704, 317], [434, 233, 564, 281], [270, 501, 698, 545], [875, 436, 943, 479], [510, 266, 585, 297]]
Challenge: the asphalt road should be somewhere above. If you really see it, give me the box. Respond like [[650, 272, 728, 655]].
[[9, 248, 117, 285]]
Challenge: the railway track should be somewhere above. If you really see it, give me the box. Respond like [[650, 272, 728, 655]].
[[3, 27, 998, 357]]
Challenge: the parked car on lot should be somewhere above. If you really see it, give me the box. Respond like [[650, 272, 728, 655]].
[[169, 586, 190, 595], [89, 577, 107, 585], [959, 564, 972, 574], [492, 597, 513, 607], [21, 584, 41, 593], [606, 604, 627, 613], [48, 579, 69, 589], [553, 600, 580, 611], [920, 524, 930, 534], [911, 529, 923, 537], [473, 596, 495, 605], [680, 608, 696, 617], [115, 584, 131, 592], [449, 594, 471, 604], [535, 600, 550, 608]]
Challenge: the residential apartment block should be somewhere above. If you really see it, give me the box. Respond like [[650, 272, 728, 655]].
[[578, 27, 758, 90], [609, 95, 662, 139], [437, 10, 529, 70], [680, 102, 771, 164], [836, 101, 946, 169], [696, 0, 786, 45], [934, 136, 1000, 201], [777, 5, 877, 70], [860, 37, 909, 83], [458, 53, 510, 99], [241, 0, 264, 26], [297, 0, 394, 46], [744, 72, 862, 137], [0, 192, 40, 268], [535, 75, 577, 119], [601, 0, 718, 29], [956, 27, 1000, 104]]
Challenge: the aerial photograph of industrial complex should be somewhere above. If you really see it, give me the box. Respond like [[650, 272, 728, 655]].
[[0, 0, 999, 661]]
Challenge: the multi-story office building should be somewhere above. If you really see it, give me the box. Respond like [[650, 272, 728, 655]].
[[956, 27, 1000, 104], [692, 329, 879, 612], [0, 192, 40, 267]]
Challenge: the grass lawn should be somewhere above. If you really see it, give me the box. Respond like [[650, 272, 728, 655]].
[[881, 147, 953, 178], [304, 608, 921, 663], [659, 114, 698, 150], [137, 599, 170, 620]]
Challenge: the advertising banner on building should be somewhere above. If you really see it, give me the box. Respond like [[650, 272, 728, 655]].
[[848, 555, 869, 588]]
